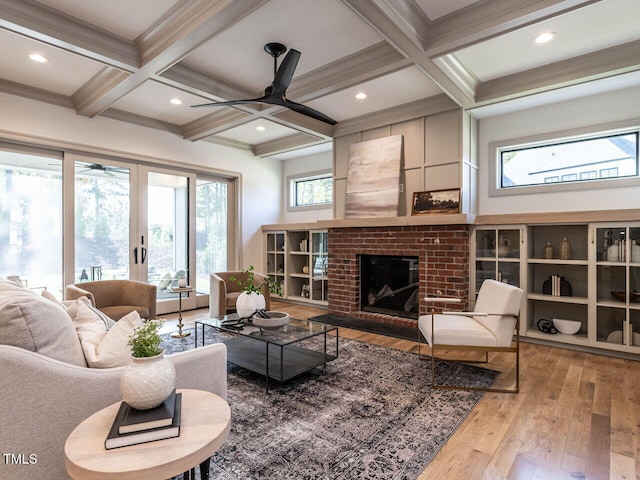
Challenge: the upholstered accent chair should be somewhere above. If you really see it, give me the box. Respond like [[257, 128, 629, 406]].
[[418, 279, 524, 393], [0, 278, 227, 480], [65, 279, 157, 320], [209, 271, 271, 317]]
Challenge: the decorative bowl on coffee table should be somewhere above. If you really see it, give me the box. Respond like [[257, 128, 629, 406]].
[[251, 311, 290, 329]]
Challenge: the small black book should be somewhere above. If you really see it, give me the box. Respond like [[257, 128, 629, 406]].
[[105, 393, 182, 450], [118, 390, 177, 434]]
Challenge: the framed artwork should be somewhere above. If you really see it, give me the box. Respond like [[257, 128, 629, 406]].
[[344, 135, 403, 218], [411, 188, 461, 215]]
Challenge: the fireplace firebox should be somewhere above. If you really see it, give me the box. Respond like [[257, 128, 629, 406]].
[[360, 255, 419, 319]]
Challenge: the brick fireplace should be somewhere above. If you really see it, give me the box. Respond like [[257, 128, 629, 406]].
[[327, 225, 470, 329]]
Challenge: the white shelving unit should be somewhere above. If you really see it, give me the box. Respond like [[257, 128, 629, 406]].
[[471, 221, 640, 357], [264, 228, 328, 306]]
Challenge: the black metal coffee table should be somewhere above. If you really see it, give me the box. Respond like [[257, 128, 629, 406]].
[[195, 314, 339, 392]]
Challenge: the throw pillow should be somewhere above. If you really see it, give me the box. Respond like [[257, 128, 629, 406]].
[[157, 272, 172, 290], [0, 279, 86, 366], [73, 303, 142, 368]]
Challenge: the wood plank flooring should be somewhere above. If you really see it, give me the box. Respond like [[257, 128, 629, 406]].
[[160, 301, 640, 480]]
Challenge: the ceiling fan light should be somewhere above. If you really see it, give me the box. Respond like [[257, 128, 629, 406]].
[[170, 98, 182, 105], [534, 32, 556, 44], [355, 92, 367, 100], [29, 53, 48, 63]]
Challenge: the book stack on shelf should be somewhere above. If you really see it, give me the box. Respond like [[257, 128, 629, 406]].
[[105, 390, 182, 450]]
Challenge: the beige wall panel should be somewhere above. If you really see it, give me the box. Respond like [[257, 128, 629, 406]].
[[424, 163, 460, 191], [333, 177, 347, 219], [404, 168, 423, 214], [425, 109, 461, 167], [334, 133, 360, 179], [361, 126, 390, 142], [391, 118, 424, 169]]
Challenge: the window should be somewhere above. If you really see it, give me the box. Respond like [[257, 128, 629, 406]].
[[496, 128, 639, 193], [0, 144, 63, 294], [289, 172, 332, 209]]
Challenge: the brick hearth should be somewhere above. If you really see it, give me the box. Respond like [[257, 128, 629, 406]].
[[327, 225, 470, 329]]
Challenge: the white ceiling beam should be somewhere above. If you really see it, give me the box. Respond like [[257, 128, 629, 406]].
[[476, 39, 640, 104], [182, 109, 252, 141], [422, 0, 601, 57], [341, 0, 476, 108], [0, 0, 138, 69], [0, 78, 73, 108], [253, 133, 324, 158], [158, 63, 258, 106], [74, 0, 268, 117], [287, 42, 411, 102], [334, 94, 458, 137]]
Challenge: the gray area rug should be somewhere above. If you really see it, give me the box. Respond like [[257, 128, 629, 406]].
[[162, 328, 496, 480]]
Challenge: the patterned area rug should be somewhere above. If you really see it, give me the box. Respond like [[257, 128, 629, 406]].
[[162, 328, 496, 480]]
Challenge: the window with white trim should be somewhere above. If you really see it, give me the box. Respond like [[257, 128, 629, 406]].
[[288, 172, 332, 210], [497, 129, 639, 191]]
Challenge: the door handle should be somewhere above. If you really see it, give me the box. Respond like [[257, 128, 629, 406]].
[[141, 247, 147, 264], [133, 247, 138, 264]]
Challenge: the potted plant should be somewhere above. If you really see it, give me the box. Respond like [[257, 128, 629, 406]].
[[232, 265, 283, 318], [120, 319, 176, 410]]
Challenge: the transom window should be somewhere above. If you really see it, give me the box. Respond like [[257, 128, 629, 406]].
[[289, 172, 332, 209], [498, 130, 639, 190]]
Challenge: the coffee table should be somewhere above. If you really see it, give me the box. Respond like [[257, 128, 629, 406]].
[[64, 389, 230, 480], [195, 314, 339, 392]]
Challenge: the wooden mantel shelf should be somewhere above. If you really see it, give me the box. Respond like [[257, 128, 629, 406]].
[[262, 214, 475, 232], [261, 209, 640, 232]]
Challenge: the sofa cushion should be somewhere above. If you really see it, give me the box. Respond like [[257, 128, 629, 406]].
[[73, 302, 143, 368], [0, 279, 86, 366]]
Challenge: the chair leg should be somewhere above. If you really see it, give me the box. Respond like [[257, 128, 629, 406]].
[[429, 344, 519, 394]]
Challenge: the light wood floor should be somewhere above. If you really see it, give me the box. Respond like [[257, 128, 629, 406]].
[[160, 300, 640, 480]]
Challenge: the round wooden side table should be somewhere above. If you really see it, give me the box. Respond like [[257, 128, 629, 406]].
[[64, 389, 231, 480]]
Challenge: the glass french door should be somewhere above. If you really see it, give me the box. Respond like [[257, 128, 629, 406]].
[[0, 143, 64, 296], [74, 158, 132, 283], [137, 167, 196, 315], [0, 144, 232, 311]]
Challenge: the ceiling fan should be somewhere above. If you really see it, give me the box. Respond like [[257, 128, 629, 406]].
[[192, 43, 337, 125], [77, 163, 128, 177]]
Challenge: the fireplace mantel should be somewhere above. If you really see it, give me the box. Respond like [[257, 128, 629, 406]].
[[262, 213, 475, 232]]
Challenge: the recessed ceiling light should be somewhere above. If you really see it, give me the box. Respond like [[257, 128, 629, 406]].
[[29, 53, 48, 63], [533, 32, 556, 44], [355, 92, 367, 100], [170, 98, 182, 105], [256, 125, 266, 131]]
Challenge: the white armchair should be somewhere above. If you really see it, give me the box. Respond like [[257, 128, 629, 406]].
[[418, 279, 524, 393], [0, 343, 227, 480]]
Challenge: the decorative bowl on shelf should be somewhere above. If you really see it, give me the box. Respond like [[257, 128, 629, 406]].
[[552, 318, 581, 335], [606, 330, 640, 345], [251, 311, 290, 329], [611, 291, 626, 301], [611, 291, 640, 302]]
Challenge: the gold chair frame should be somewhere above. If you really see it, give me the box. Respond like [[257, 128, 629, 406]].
[[418, 306, 520, 394]]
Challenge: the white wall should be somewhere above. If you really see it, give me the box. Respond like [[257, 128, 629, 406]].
[[279, 150, 333, 224], [0, 93, 282, 270], [477, 85, 640, 215]]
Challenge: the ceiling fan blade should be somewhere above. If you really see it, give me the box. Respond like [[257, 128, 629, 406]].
[[282, 99, 337, 125], [272, 49, 300, 94], [191, 97, 268, 108]]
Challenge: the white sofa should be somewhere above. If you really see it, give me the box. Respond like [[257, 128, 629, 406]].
[[0, 279, 227, 480]]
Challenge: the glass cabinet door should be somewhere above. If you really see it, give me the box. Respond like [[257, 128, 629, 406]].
[[311, 231, 328, 302], [474, 228, 521, 295], [595, 225, 640, 348]]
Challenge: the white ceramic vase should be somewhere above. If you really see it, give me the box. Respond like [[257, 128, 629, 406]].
[[236, 291, 266, 318], [120, 349, 176, 410]]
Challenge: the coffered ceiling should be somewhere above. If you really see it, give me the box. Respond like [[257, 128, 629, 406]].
[[1, 0, 639, 158]]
